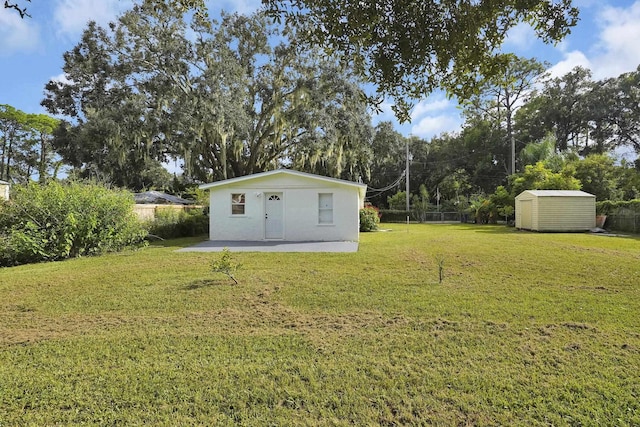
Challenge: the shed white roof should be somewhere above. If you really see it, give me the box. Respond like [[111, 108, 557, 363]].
[[518, 190, 595, 198], [199, 169, 367, 199]]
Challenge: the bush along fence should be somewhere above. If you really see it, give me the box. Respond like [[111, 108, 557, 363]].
[[379, 209, 471, 223], [133, 204, 203, 221], [145, 206, 209, 239], [597, 200, 640, 233]]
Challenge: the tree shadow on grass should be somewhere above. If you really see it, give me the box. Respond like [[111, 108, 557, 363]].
[[468, 224, 640, 241], [148, 236, 208, 249], [182, 278, 231, 290], [457, 224, 516, 234], [591, 232, 640, 242]]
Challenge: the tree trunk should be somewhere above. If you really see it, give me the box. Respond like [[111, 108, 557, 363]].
[[39, 135, 47, 183]]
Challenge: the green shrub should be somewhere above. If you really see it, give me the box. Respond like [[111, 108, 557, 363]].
[[0, 181, 147, 267], [596, 199, 640, 215], [360, 206, 381, 232], [378, 209, 411, 222], [387, 191, 409, 210], [411, 184, 433, 223], [490, 186, 515, 222], [147, 207, 208, 239]]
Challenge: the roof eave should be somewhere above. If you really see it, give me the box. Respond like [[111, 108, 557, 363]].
[[199, 169, 367, 193]]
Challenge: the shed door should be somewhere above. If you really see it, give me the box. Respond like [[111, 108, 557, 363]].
[[265, 192, 283, 239], [520, 200, 533, 230]]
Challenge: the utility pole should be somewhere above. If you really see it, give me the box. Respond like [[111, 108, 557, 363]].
[[510, 133, 516, 176], [405, 139, 410, 212]]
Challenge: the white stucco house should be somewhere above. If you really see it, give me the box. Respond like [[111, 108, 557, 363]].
[[199, 170, 367, 242]]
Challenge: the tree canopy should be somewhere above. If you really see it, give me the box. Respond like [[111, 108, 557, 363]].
[[0, 105, 59, 183], [5, 0, 638, 212], [263, 0, 579, 120], [515, 65, 640, 156], [20, 0, 574, 121], [42, 2, 373, 187]]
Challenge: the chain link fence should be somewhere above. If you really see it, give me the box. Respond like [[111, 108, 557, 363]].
[[379, 210, 471, 223], [604, 214, 640, 234]]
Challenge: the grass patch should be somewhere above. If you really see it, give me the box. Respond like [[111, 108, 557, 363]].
[[1, 225, 639, 425]]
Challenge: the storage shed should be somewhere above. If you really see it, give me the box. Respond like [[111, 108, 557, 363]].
[[515, 190, 596, 232], [199, 169, 367, 242]]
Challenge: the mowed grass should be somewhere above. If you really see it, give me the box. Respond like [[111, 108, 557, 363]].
[[1, 224, 639, 426]]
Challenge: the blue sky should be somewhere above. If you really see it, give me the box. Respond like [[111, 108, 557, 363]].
[[2, 0, 640, 142]]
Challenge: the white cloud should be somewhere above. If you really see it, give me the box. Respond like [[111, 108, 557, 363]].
[[590, 1, 640, 78], [505, 22, 537, 51], [410, 98, 451, 121], [410, 114, 462, 139], [0, 7, 40, 55], [547, 50, 592, 78], [407, 96, 461, 138], [54, 0, 132, 38], [52, 0, 261, 40], [226, 0, 262, 15], [371, 96, 461, 138], [207, 0, 262, 15], [370, 100, 396, 125], [574, 0, 598, 7]]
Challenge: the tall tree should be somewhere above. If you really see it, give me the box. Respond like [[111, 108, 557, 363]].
[[516, 66, 593, 152], [0, 105, 60, 182], [0, 104, 28, 181], [517, 65, 640, 156], [457, 118, 509, 192], [367, 121, 407, 206], [606, 66, 640, 153], [41, 20, 157, 188], [26, 114, 60, 182], [463, 55, 546, 175], [43, 2, 372, 186]]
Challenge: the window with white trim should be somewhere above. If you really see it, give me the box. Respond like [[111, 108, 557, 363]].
[[318, 193, 333, 224], [231, 193, 245, 215]]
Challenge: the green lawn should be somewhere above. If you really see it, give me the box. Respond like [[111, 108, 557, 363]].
[[1, 224, 639, 426]]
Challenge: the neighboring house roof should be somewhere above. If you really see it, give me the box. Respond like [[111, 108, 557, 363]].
[[0, 180, 9, 185], [199, 169, 367, 199], [134, 191, 194, 205], [518, 190, 595, 198]]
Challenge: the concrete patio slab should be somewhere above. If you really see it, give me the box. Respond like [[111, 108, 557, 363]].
[[176, 240, 359, 253]]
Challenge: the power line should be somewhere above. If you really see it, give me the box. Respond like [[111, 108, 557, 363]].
[[366, 170, 405, 195]]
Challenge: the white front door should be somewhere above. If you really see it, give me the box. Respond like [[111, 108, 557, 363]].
[[265, 192, 283, 239]]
